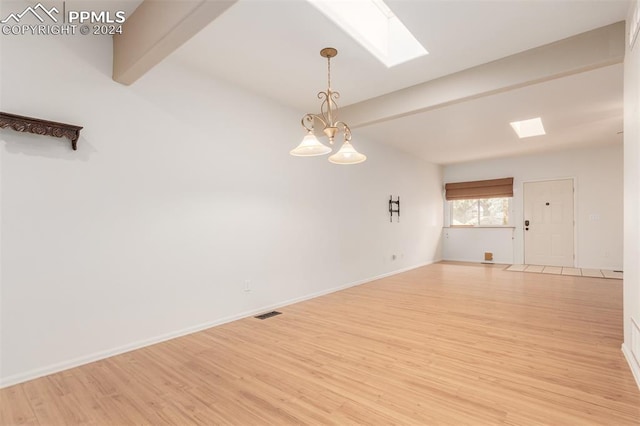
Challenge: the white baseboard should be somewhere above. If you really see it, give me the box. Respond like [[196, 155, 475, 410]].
[[442, 257, 511, 265], [0, 260, 436, 389], [622, 343, 640, 390]]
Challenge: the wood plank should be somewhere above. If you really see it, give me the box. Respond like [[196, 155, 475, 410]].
[[112, 0, 237, 85], [1, 262, 638, 424], [340, 23, 625, 128], [0, 385, 38, 425]]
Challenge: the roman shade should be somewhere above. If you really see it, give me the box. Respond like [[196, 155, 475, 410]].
[[445, 177, 514, 200]]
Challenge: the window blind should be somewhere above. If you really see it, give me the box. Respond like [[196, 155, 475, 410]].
[[445, 177, 514, 200]]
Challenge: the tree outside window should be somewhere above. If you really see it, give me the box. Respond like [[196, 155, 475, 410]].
[[451, 198, 510, 226]]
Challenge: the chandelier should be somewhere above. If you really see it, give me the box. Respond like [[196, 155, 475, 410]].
[[290, 48, 366, 165]]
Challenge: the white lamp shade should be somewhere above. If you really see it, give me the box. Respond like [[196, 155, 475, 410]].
[[290, 132, 331, 156], [328, 141, 366, 165]]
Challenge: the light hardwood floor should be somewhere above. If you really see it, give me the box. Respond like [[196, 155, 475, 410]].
[[2, 262, 639, 425]]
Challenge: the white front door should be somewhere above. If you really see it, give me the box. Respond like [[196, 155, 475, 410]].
[[523, 179, 574, 267]]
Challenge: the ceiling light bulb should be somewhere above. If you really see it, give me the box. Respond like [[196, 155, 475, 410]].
[[328, 141, 367, 165], [290, 132, 332, 156]]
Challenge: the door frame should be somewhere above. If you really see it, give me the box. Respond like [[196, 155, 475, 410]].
[[522, 177, 578, 267]]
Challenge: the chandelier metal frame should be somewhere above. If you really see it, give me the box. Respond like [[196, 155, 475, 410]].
[[290, 47, 366, 165], [300, 47, 352, 146]]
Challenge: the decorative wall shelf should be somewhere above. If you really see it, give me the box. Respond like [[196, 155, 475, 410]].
[[0, 112, 83, 150]]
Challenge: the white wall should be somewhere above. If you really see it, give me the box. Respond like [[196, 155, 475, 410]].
[[0, 33, 443, 386], [443, 145, 623, 269], [622, 1, 640, 388], [442, 227, 515, 264]]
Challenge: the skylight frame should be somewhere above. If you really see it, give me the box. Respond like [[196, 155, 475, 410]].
[[510, 117, 546, 139], [306, 0, 428, 68]]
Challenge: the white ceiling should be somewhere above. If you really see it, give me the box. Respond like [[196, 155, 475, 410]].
[[357, 63, 623, 164], [165, 0, 629, 165]]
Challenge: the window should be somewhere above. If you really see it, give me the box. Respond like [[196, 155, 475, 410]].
[[450, 198, 511, 226], [445, 177, 513, 227]]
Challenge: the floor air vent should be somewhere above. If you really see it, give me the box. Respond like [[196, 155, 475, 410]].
[[255, 311, 282, 320]]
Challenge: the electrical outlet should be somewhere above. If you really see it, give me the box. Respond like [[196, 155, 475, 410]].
[[244, 280, 251, 293]]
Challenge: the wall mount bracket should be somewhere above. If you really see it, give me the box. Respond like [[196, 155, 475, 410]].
[[0, 112, 83, 151], [389, 195, 400, 222]]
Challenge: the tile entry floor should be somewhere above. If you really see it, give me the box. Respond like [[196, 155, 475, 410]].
[[506, 264, 623, 279]]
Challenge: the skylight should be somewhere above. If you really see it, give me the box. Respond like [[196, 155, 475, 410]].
[[510, 117, 546, 139], [307, 0, 428, 67]]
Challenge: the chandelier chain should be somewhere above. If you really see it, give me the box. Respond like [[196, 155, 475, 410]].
[[327, 56, 331, 89]]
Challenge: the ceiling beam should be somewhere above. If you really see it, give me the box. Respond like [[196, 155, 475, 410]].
[[113, 0, 237, 85], [341, 22, 625, 128]]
